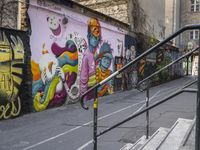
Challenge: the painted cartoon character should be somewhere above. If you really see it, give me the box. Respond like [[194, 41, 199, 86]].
[[47, 15, 80, 102], [32, 44, 67, 111], [65, 32, 87, 102], [96, 42, 113, 96], [124, 45, 137, 89], [80, 18, 101, 100], [47, 15, 68, 39]]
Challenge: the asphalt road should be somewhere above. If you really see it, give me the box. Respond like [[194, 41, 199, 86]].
[[0, 76, 197, 150]]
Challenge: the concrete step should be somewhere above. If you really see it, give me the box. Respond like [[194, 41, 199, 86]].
[[138, 127, 169, 150], [120, 136, 146, 150], [120, 118, 193, 150], [120, 143, 134, 150], [178, 118, 196, 150], [130, 136, 146, 150], [158, 118, 193, 150]]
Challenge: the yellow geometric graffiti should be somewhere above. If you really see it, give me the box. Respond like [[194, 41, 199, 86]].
[[0, 97, 21, 119], [0, 32, 24, 119], [0, 32, 11, 62]]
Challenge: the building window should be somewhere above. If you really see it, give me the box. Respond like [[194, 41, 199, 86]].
[[191, 0, 200, 12], [190, 30, 199, 40]]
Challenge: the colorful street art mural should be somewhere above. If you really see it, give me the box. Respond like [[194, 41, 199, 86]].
[[28, 0, 125, 111], [123, 35, 138, 90], [138, 45, 182, 84], [0, 29, 26, 119], [31, 14, 82, 111], [80, 18, 101, 100], [96, 42, 113, 97]]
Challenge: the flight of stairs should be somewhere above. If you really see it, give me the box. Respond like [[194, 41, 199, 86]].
[[120, 118, 195, 150]]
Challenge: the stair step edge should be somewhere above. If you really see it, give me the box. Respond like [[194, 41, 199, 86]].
[[139, 127, 169, 150], [158, 118, 193, 150]]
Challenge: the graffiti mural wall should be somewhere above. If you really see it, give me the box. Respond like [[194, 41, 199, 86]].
[[0, 28, 28, 119], [28, 0, 125, 110], [138, 45, 182, 84], [123, 35, 138, 90]]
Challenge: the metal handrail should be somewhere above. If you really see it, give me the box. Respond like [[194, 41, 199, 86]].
[[138, 47, 199, 86], [80, 24, 200, 109], [79, 24, 200, 150], [97, 79, 197, 137]]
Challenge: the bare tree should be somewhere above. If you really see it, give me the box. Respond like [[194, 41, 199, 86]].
[[0, 0, 18, 29]]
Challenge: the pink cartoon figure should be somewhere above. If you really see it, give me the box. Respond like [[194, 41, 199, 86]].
[[80, 18, 101, 101]]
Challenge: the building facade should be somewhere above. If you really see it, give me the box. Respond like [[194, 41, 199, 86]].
[[180, 0, 200, 49], [139, 0, 165, 40], [73, 0, 172, 42], [165, 0, 180, 46]]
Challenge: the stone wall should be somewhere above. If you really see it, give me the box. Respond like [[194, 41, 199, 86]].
[[0, 0, 18, 29], [0, 0, 28, 31], [73, 0, 129, 24]]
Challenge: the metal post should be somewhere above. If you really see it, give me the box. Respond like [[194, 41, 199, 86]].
[[93, 87, 98, 150], [146, 82, 150, 139], [195, 29, 200, 150], [191, 55, 193, 75], [186, 56, 189, 76]]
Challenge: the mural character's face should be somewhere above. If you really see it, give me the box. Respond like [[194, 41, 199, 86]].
[[88, 18, 101, 53], [90, 25, 100, 38], [130, 46, 136, 60], [88, 18, 101, 38], [47, 16, 61, 36], [89, 34, 100, 52], [100, 56, 111, 71], [130, 46, 135, 52]]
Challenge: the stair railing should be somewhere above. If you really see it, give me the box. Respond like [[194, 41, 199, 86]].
[[135, 47, 198, 140], [80, 24, 200, 150]]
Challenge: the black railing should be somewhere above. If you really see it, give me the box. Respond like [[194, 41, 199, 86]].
[[97, 80, 197, 137], [138, 47, 199, 86], [80, 24, 200, 150]]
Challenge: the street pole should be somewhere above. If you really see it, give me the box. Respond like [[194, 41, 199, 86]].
[[195, 29, 200, 150], [93, 87, 98, 150], [146, 82, 150, 139]]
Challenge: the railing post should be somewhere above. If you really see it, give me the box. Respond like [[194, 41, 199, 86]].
[[195, 29, 200, 150], [146, 81, 150, 139], [186, 56, 189, 76], [93, 87, 98, 150]]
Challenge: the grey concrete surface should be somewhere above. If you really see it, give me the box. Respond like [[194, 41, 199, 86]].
[[159, 118, 193, 150], [140, 127, 169, 150], [0, 76, 197, 150]]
